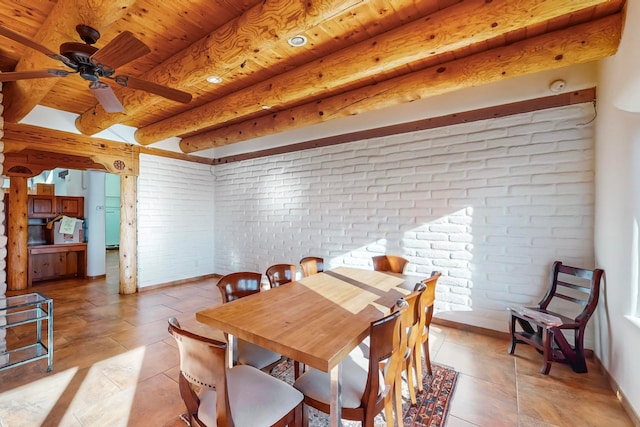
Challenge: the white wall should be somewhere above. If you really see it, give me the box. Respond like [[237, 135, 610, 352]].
[[136, 155, 215, 288], [594, 0, 640, 419], [85, 171, 106, 276], [214, 103, 597, 335]]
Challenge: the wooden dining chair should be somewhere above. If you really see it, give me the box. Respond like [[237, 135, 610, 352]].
[[167, 317, 303, 427], [415, 271, 442, 387], [372, 255, 409, 274], [292, 300, 408, 427], [266, 264, 297, 288], [216, 272, 283, 371], [299, 256, 324, 277], [396, 283, 426, 410], [216, 271, 263, 302], [508, 261, 604, 374]]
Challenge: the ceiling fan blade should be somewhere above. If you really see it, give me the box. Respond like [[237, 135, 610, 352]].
[[0, 25, 59, 59], [90, 31, 151, 70], [115, 75, 192, 104], [90, 82, 125, 113], [0, 69, 71, 82]]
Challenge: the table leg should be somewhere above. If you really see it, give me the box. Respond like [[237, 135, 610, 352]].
[[47, 299, 53, 372], [226, 334, 237, 369], [329, 363, 342, 427]]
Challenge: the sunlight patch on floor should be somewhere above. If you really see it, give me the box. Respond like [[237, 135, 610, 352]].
[[59, 346, 146, 426], [0, 367, 78, 426]]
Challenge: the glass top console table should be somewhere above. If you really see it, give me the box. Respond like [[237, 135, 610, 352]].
[[0, 293, 53, 372]]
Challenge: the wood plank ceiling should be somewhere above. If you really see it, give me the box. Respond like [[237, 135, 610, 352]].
[[0, 0, 626, 158]]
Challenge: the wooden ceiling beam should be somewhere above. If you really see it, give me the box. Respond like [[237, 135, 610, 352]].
[[134, 0, 612, 146], [73, 0, 366, 136], [2, 0, 137, 123], [2, 122, 214, 174], [4, 150, 105, 178], [179, 13, 621, 152], [3, 123, 138, 175]]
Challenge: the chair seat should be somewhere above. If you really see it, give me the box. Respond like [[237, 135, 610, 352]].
[[237, 339, 282, 369], [293, 352, 370, 409], [199, 365, 303, 427], [536, 309, 579, 329], [293, 347, 387, 410]]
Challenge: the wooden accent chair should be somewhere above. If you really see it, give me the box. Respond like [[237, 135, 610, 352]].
[[299, 257, 324, 277], [372, 255, 409, 274], [216, 272, 283, 371], [266, 264, 297, 288], [415, 272, 442, 386], [293, 300, 408, 427], [508, 261, 604, 374], [168, 317, 303, 427]]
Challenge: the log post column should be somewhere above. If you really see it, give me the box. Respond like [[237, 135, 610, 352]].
[[7, 176, 28, 290], [119, 174, 137, 294]]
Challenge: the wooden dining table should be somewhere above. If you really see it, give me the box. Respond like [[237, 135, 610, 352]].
[[195, 266, 426, 426]]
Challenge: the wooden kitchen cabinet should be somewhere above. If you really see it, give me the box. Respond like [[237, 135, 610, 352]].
[[28, 243, 87, 286], [57, 196, 84, 218], [27, 195, 84, 218], [27, 195, 56, 218]]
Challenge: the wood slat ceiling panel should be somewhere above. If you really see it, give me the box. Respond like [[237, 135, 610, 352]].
[[0, 1, 56, 71], [0, 0, 627, 155]]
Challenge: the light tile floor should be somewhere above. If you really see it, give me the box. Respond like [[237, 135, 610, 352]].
[[0, 252, 634, 426]]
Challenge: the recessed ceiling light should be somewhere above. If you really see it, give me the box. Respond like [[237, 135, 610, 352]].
[[261, 105, 271, 110], [288, 35, 307, 47], [206, 75, 223, 84]]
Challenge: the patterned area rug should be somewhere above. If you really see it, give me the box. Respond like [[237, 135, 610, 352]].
[[270, 358, 458, 427]]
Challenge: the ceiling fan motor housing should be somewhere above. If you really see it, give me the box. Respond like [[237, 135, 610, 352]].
[[59, 42, 113, 81], [0, 21, 191, 110]]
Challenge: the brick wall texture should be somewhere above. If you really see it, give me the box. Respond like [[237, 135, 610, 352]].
[[137, 154, 215, 288], [212, 103, 596, 332]]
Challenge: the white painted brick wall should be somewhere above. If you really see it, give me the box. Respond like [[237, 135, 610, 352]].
[[137, 155, 215, 288], [213, 103, 596, 335]]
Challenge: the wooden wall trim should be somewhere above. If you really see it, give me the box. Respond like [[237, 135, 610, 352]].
[[2, 88, 595, 168], [598, 362, 640, 427], [213, 88, 596, 165], [431, 317, 510, 340], [138, 273, 221, 292], [137, 145, 213, 165]]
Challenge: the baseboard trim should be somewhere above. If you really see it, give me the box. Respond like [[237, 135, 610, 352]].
[[431, 317, 511, 340], [138, 273, 222, 292], [594, 356, 640, 427], [431, 317, 598, 356]]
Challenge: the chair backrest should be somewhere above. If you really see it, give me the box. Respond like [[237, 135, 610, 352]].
[[216, 271, 262, 303], [265, 264, 297, 288], [403, 283, 427, 351], [167, 317, 233, 427], [372, 255, 409, 274], [539, 261, 604, 324], [299, 256, 324, 277], [419, 271, 442, 330], [361, 299, 407, 417]]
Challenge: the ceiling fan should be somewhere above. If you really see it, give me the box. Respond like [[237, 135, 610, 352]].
[[0, 24, 192, 112]]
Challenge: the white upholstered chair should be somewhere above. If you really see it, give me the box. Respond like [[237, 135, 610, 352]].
[[168, 317, 303, 427]]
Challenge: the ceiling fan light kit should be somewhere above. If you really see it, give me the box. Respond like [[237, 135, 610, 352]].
[[0, 23, 192, 113]]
